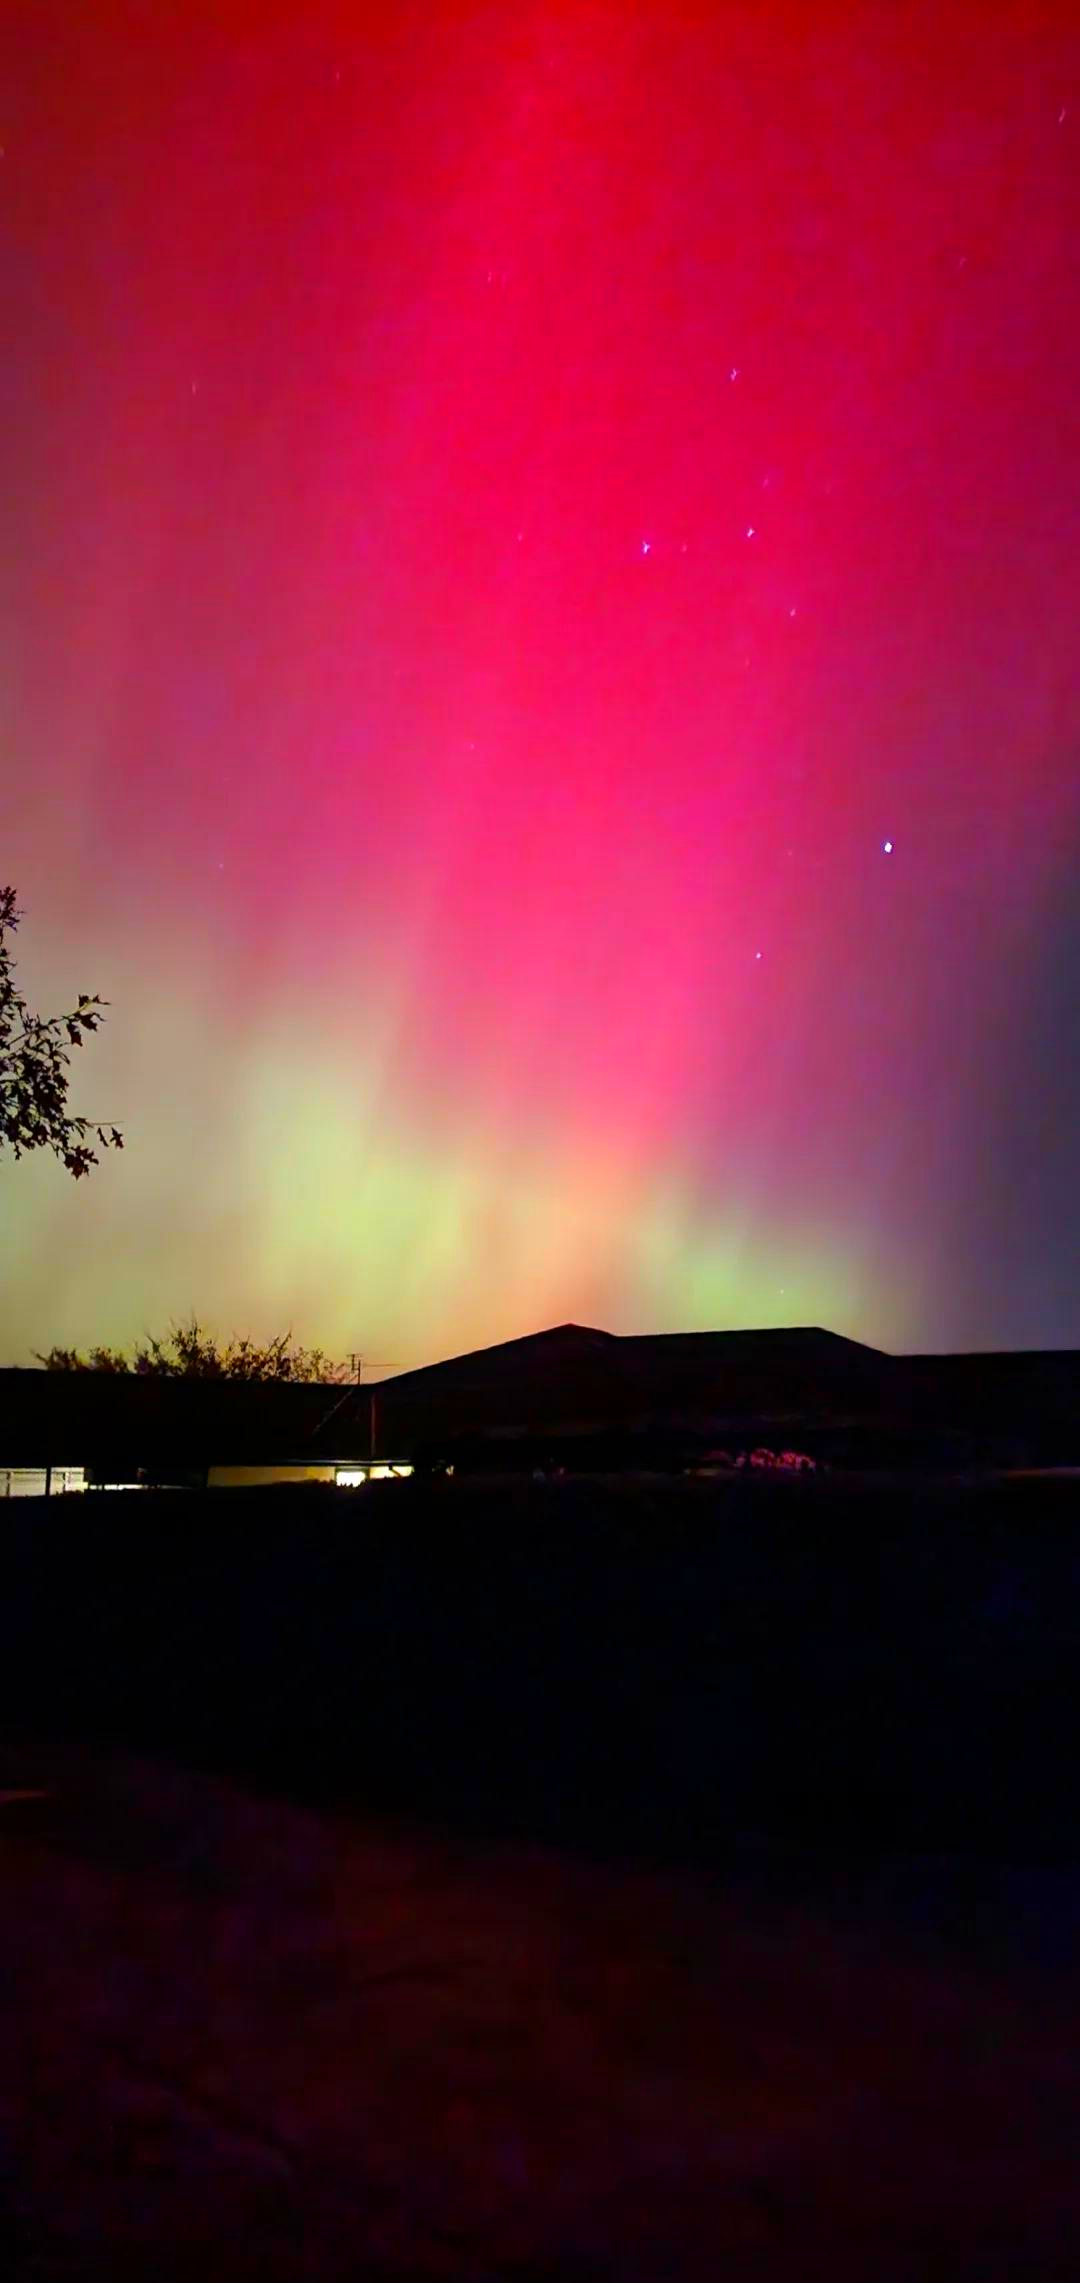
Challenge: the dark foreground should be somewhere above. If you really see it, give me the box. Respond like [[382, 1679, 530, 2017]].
[[3, 1747, 1080, 2281], [2, 1471, 1079, 2275], [4, 1469, 1078, 1858]]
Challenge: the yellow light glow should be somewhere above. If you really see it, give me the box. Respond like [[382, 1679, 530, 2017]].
[[335, 1463, 414, 1486]]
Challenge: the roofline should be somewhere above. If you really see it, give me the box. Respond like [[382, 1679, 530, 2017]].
[[366, 1322, 617, 1389], [616, 1326, 889, 1355], [902, 1347, 1080, 1364]]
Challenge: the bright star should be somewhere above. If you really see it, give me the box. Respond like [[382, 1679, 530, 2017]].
[[641, 539, 652, 555], [746, 526, 755, 539], [883, 839, 893, 854]]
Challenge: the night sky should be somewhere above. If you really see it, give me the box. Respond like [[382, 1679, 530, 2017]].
[[3, 1, 1078, 1368]]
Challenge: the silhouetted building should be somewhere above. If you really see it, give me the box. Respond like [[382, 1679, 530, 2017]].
[[3, 1321, 1077, 1492]]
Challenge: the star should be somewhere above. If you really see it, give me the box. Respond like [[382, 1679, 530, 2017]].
[[640, 539, 652, 555], [729, 367, 739, 381], [745, 525, 756, 539], [882, 839, 894, 854]]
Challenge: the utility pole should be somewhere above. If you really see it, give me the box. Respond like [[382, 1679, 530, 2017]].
[[349, 1353, 363, 1384]]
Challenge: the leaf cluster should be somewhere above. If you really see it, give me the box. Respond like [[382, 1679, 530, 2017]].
[[0, 885, 123, 1178]]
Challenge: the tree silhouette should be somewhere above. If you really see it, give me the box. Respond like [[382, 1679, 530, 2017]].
[[37, 1318, 346, 1382], [0, 885, 123, 1178]]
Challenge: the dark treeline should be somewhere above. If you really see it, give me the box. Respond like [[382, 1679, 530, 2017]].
[[3, 1472, 1077, 1865]]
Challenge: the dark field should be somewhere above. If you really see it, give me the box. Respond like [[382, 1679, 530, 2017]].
[[2, 1471, 1079, 2280], [4, 1469, 1078, 1862]]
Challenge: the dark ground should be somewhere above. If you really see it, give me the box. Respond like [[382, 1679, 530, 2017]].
[[2, 1470, 1079, 2276]]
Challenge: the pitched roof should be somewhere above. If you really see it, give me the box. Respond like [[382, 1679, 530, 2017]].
[[4, 1324, 1077, 1470]]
